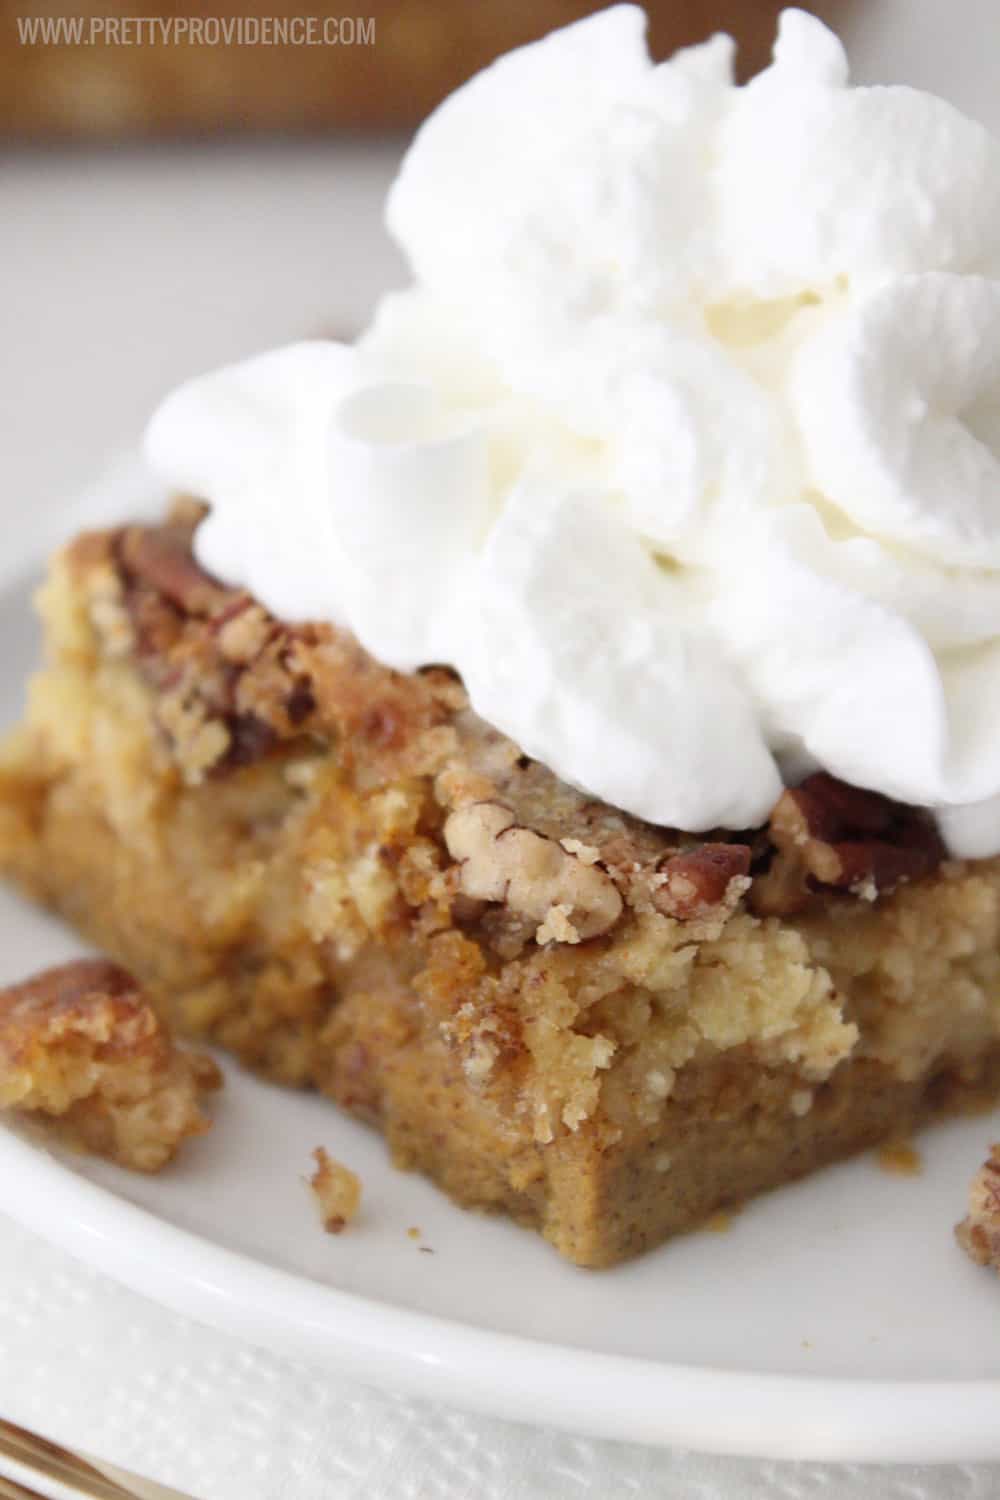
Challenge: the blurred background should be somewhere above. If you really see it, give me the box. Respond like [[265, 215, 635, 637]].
[[3, 0, 998, 532], [4, 0, 854, 134]]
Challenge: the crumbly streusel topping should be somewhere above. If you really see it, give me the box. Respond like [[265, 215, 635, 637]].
[[65, 508, 947, 950]]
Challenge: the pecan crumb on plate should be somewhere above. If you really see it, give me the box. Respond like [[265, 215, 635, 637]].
[[309, 1146, 362, 1233], [877, 1141, 923, 1177], [0, 958, 221, 1171]]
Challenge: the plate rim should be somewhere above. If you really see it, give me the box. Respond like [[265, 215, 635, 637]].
[[3, 1123, 1000, 1464]]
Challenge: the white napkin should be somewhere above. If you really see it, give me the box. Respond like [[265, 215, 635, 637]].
[[0, 1214, 994, 1500]]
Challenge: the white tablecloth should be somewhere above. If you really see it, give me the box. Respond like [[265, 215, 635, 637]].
[[1, 1214, 996, 1500]]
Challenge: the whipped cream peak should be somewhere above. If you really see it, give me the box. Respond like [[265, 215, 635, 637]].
[[766, 5, 848, 85], [145, 7, 1000, 855]]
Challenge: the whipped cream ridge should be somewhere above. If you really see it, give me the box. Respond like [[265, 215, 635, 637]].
[[145, 6, 1000, 854]]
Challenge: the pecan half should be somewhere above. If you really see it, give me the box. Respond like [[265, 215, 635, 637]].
[[653, 843, 752, 920], [752, 772, 945, 917], [0, 958, 221, 1170], [444, 802, 623, 943]]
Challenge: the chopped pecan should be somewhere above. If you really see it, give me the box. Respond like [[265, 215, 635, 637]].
[[444, 802, 623, 943], [752, 772, 945, 916], [224, 712, 278, 769], [0, 958, 221, 1171], [654, 844, 752, 920], [956, 1144, 1000, 1270]]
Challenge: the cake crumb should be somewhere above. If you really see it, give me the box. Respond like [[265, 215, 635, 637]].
[[878, 1141, 923, 1176], [535, 903, 581, 947], [645, 1069, 671, 1100], [407, 1225, 421, 1240], [704, 1208, 739, 1234], [0, 958, 220, 1172], [956, 1144, 1000, 1270], [309, 1147, 362, 1234]]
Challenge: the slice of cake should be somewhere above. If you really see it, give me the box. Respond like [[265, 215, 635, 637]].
[[4, 7, 1000, 1264], [1, 508, 998, 1264]]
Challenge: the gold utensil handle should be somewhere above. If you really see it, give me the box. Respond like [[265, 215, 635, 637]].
[[0, 1475, 49, 1500], [0, 1422, 188, 1500]]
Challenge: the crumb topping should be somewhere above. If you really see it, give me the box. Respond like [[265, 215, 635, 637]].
[[102, 506, 458, 788], [71, 512, 948, 944]]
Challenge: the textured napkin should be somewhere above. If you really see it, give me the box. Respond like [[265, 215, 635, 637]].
[[0, 1214, 996, 1500]]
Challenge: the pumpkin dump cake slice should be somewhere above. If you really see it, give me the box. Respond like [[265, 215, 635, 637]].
[[2, 507, 1000, 1266]]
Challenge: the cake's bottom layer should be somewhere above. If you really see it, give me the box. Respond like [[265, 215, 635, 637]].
[[5, 772, 1000, 1265]]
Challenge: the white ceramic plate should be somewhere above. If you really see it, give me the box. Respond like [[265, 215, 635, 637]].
[[3, 503, 1000, 1464]]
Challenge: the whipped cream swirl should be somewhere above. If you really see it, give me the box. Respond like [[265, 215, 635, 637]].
[[145, 7, 1000, 852]]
